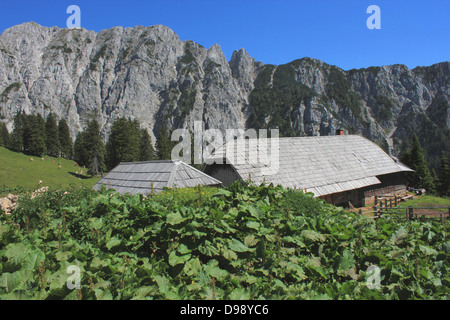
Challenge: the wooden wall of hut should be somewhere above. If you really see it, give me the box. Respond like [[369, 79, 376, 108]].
[[203, 164, 241, 187]]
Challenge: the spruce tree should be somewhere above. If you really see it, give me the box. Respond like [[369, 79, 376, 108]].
[[130, 119, 141, 159], [10, 111, 26, 152], [84, 120, 106, 176], [73, 130, 88, 167], [45, 113, 60, 157], [155, 123, 172, 160], [431, 169, 439, 194], [21, 114, 31, 153], [106, 117, 141, 170], [0, 123, 3, 147], [0, 122, 9, 148], [139, 128, 155, 161], [58, 119, 73, 159], [23, 114, 47, 157], [73, 120, 105, 176], [404, 133, 436, 193], [438, 152, 450, 196]]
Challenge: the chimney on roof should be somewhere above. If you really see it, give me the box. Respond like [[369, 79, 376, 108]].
[[336, 129, 344, 136]]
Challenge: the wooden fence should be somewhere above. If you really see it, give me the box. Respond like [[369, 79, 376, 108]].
[[373, 194, 413, 208], [358, 196, 450, 222], [368, 206, 450, 221]]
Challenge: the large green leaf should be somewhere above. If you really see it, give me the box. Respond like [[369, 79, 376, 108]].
[[0, 224, 14, 244], [90, 256, 108, 271], [0, 289, 40, 300], [305, 256, 327, 279], [390, 226, 408, 244], [106, 237, 122, 250], [244, 234, 259, 247], [228, 239, 253, 253], [184, 257, 202, 276], [0, 272, 22, 292], [336, 249, 355, 271], [285, 261, 307, 281], [228, 287, 251, 300], [177, 243, 191, 255], [199, 240, 220, 257], [247, 205, 262, 219], [168, 250, 191, 266], [22, 250, 45, 271], [166, 212, 187, 226], [48, 267, 70, 294], [246, 221, 260, 230], [4, 243, 30, 265], [88, 217, 103, 230], [311, 293, 332, 300], [301, 230, 326, 242], [441, 241, 450, 253], [419, 245, 438, 256], [204, 259, 229, 281], [214, 189, 232, 197], [222, 248, 238, 261], [55, 251, 73, 262], [131, 286, 158, 300], [154, 275, 180, 300], [95, 288, 113, 300]]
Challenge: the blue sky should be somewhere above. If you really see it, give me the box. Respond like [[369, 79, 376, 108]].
[[0, 0, 448, 70]]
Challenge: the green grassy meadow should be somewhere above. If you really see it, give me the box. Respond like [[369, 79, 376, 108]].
[[0, 147, 100, 192], [397, 194, 450, 208]]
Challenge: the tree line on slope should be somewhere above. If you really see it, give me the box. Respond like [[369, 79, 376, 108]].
[[0, 112, 448, 197], [1, 111, 73, 159], [0, 111, 176, 177], [400, 133, 449, 197]]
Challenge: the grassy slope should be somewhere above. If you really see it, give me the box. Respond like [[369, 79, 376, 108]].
[[397, 194, 450, 207], [0, 147, 100, 190], [395, 194, 450, 213]]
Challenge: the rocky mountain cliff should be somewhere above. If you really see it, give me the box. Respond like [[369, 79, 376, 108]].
[[0, 22, 448, 168]]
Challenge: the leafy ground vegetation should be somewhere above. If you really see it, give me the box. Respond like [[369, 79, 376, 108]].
[[0, 182, 448, 300]]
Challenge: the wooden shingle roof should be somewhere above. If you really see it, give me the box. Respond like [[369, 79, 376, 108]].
[[93, 160, 222, 195], [204, 135, 413, 197]]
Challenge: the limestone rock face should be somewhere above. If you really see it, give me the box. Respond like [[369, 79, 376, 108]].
[[0, 22, 448, 166]]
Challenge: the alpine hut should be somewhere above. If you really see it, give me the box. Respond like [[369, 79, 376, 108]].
[[202, 135, 413, 207], [94, 160, 223, 195]]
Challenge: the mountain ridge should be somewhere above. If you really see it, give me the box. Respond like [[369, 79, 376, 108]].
[[0, 22, 448, 168]]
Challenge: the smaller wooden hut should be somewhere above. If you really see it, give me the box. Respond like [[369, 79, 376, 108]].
[[93, 160, 222, 195]]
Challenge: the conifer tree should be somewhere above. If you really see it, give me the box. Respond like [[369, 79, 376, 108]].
[[139, 128, 155, 161], [106, 117, 141, 170], [431, 169, 439, 193], [402, 133, 436, 193], [45, 112, 60, 157], [0, 122, 9, 148], [0, 124, 3, 147], [73, 120, 105, 176], [58, 119, 73, 159], [155, 123, 173, 160], [85, 120, 106, 176], [23, 114, 46, 156], [10, 110, 26, 152], [73, 130, 88, 167], [438, 152, 450, 196]]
